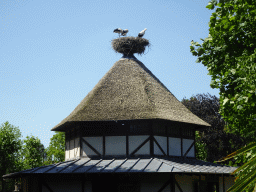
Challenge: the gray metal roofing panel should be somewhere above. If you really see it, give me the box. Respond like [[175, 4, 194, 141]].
[[115, 159, 140, 173], [221, 166, 237, 174], [159, 158, 237, 174], [157, 163, 176, 172], [46, 160, 78, 173], [129, 158, 151, 172], [87, 159, 115, 173], [33, 165, 56, 173], [60, 158, 91, 173], [144, 159, 163, 172], [20, 168, 37, 174], [2, 157, 238, 179], [73, 159, 102, 173], [101, 159, 126, 173], [20, 165, 45, 174]]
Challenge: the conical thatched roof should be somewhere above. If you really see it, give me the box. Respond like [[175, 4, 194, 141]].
[[51, 55, 210, 131]]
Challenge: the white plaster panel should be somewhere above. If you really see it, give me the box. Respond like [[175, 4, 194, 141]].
[[82, 137, 103, 156], [74, 137, 80, 158], [183, 139, 194, 157], [106, 136, 126, 155], [169, 137, 181, 156], [129, 135, 150, 155], [42, 180, 82, 192], [69, 139, 74, 159], [175, 175, 194, 192], [65, 141, 69, 160], [154, 136, 167, 155]]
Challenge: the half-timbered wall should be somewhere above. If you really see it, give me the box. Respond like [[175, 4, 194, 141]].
[[219, 175, 235, 192], [65, 129, 80, 160], [129, 135, 150, 155], [183, 139, 194, 157], [42, 180, 81, 192], [82, 137, 103, 157], [175, 175, 194, 192], [169, 137, 181, 156], [65, 120, 196, 160], [106, 136, 126, 155], [154, 136, 167, 155]]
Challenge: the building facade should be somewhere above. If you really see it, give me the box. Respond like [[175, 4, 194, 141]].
[[3, 50, 237, 192]]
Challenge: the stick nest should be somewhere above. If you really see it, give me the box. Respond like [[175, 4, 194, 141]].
[[111, 36, 150, 56]]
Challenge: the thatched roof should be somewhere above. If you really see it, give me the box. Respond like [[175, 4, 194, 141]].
[[51, 56, 210, 131]]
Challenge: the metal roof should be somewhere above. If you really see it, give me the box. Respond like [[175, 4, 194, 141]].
[[3, 157, 237, 179]]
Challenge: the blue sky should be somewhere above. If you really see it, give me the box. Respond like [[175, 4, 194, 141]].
[[1, 0, 219, 149]]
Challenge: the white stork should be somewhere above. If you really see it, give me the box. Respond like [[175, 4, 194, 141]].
[[138, 28, 147, 38], [121, 29, 129, 36], [113, 28, 123, 37]]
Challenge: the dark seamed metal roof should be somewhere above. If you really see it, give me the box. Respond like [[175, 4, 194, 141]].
[[3, 156, 237, 179]]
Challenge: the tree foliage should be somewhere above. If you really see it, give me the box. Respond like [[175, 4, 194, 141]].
[[21, 135, 46, 169], [181, 93, 245, 164], [191, 0, 256, 191], [191, 0, 256, 139], [219, 142, 256, 191], [0, 123, 65, 191], [0, 121, 23, 192], [44, 131, 65, 165]]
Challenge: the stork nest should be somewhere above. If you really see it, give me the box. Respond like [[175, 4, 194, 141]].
[[111, 36, 150, 56]]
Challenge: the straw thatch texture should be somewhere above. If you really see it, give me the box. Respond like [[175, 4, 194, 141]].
[[51, 57, 210, 131], [111, 37, 150, 55]]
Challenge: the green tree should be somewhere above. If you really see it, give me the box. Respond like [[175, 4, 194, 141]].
[[44, 131, 65, 165], [181, 93, 245, 164], [0, 121, 23, 192], [190, 0, 256, 191], [21, 135, 46, 169]]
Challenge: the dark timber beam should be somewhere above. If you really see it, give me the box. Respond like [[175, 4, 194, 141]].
[[126, 135, 129, 157], [81, 138, 101, 157], [157, 177, 171, 192], [180, 127, 183, 157], [39, 175, 42, 192], [126, 123, 129, 157], [194, 128, 196, 158], [103, 135, 105, 157], [175, 179, 183, 192], [130, 136, 150, 156], [170, 174, 175, 192], [80, 129, 82, 157], [222, 174, 225, 192], [166, 126, 169, 156], [42, 177, 54, 192], [153, 137, 167, 156], [150, 122, 154, 156], [81, 174, 85, 192], [183, 141, 195, 158]]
